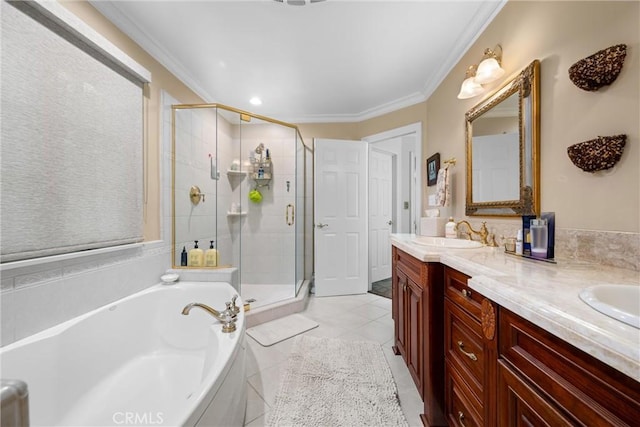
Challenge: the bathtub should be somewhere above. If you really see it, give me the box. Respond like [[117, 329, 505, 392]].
[[0, 281, 247, 427]]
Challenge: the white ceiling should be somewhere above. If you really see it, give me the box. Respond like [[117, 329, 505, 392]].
[[91, 0, 505, 123]]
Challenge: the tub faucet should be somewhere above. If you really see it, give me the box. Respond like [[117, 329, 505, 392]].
[[181, 301, 237, 333]]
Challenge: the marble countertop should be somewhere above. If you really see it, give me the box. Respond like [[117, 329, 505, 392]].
[[391, 233, 640, 382]]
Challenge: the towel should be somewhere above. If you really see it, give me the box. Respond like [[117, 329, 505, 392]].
[[435, 167, 451, 207]]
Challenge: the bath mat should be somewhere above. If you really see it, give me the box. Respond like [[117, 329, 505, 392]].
[[246, 314, 318, 347], [267, 336, 409, 427]]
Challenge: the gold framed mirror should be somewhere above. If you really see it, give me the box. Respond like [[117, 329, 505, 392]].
[[465, 59, 540, 216]]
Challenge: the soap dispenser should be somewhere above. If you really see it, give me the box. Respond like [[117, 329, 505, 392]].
[[180, 246, 188, 266], [445, 217, 457, 239], [205, 240, 219, 267], [189, 240, 204, 267]]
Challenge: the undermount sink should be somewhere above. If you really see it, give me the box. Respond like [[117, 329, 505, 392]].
[[411, 236, 483, 249], [579, 284, 640, 329]]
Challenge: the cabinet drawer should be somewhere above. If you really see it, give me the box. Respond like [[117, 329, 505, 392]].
[[445, 360, 482, 427], [500, 307, 640, 425], [395, 249, 423, 286], [497, 360, 573, 426], [445, 298, 484, 400], [444, 266, 482, 320]]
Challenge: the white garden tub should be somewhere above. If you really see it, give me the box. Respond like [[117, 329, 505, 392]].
[[0, 281, 247, 427]]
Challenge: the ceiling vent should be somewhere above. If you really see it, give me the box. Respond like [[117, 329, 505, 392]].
[[273, 0, 326, 5]]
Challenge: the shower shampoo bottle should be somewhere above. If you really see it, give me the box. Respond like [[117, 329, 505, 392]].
[[205, 240, 219, 267], [189, 241, 204, 267], [180, 247, 188, 266]]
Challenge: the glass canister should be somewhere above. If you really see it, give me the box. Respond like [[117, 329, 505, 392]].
[[530, 218, 548, 258]]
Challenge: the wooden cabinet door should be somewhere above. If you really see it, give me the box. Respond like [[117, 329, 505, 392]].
[[392, 268, 408, 358], [498, 360, 573, 426], [407, 276, 424, 398]]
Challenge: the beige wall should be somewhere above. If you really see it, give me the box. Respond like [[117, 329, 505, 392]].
[[425, 0, 639, 232], [61, 1, 206, 241]]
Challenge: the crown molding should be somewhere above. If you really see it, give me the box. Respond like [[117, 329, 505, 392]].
[[272, 91, 427, 124], [420, 0, 507, 101], [89, 1, 217, 102]]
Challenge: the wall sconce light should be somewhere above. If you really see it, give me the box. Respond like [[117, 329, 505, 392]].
[[475, 45, 505, 84], [457, 44, 505, 100], [457, 65, 485, 99]]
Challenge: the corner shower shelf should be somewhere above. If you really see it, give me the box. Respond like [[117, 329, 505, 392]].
[[226, 170, 247, 178]]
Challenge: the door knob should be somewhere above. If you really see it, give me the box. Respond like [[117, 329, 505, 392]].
[[387, 220, 393, 225], [316, 223, 328, 229]]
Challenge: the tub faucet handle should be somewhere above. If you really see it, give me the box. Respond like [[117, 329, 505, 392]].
[[230, 295, 240, 314]]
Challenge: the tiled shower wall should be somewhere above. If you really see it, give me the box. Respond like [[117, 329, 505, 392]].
[[170, 104, 238, 268], [235, 124, 298, 285]]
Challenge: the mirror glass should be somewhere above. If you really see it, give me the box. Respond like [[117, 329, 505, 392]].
[[465, 60, 540, 216]]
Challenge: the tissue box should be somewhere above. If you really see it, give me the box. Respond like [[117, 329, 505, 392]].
[[420, 217, 446, 237]]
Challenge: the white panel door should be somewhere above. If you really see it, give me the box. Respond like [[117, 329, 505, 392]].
[[314, 138, 368, 297], [369, 149, 393, 284]]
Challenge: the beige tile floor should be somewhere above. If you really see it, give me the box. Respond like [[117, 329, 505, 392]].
[[244, 292, 424, 427]]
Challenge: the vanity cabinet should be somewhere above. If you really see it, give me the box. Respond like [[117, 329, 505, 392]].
[[391, 247, 446, 426], [443, 267, 497, 427], [441, 265, 640, 427], [498, 307, 640, 426]]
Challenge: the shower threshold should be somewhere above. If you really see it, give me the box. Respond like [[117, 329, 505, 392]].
[[242, 280, 311, 328], [241, 284, 295, 310]]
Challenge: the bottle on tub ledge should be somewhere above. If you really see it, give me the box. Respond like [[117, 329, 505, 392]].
[[205, 240, 220, 268], [188, 240, 204, 267], [180, 246, 188, 266]]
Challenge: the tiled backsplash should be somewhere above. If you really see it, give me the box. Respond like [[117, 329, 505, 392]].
[[555, 229, 640, 271], [484, 221, 640, 271]]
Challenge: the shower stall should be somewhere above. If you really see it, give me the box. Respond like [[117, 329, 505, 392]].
[[171, 104, 309, 308]]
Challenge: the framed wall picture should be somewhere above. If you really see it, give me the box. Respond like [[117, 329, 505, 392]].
[[426, 153, 440, 186]]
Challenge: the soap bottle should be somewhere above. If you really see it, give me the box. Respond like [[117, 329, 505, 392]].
[[515, 230, 523, 255], [530, 219, 548, 259], [189, 240, 204, 267], [445, 217, 457, 239], [180, 246, 188, 266], [205, 240, 219, 267]]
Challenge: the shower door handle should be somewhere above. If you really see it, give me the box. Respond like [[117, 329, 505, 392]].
[[286, 204, 294, 226], [316, 223, 328, 229]]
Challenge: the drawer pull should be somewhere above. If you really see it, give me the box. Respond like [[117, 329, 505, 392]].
[[458, 411, 467, 427], [461, 288, 471, 298], [457, 341, 478, 361]]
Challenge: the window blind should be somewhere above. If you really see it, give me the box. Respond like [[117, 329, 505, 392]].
[[1, 1, 146, 262]]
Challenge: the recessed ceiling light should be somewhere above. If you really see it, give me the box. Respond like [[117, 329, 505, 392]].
[[249, 97, 262, 106]]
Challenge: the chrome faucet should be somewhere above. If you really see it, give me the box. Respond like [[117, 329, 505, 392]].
[[455, 220, 497, 247], [182, 300, 238, 333]]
